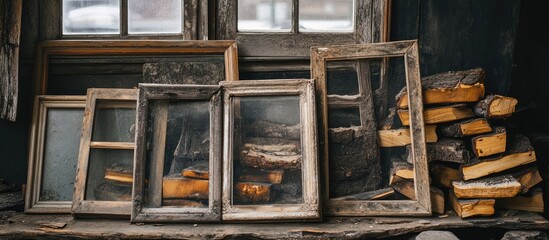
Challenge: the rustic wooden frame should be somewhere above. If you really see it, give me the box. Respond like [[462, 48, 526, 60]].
[[25, 95, 86, 213], [215, 0, 390, 58], [131, 84, 222, 223], [72, 88, 138, 218], [32, 40, 239, 96], [220, 79, 320, 222], [311, 40, 431, 216]]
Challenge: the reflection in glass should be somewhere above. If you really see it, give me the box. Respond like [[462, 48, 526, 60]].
[[128, 0, 182, 34], [40, 108, 83, 201], [299, 0, 354, 32], [233, 96, 303, 205], [238, 0, 292, 32], [62, 0, 120, 35], [84, 149, 133, 201], [92, 100, 135, 142]]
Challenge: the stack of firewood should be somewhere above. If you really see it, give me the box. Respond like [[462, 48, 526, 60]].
[[383, 68, 543, 218]]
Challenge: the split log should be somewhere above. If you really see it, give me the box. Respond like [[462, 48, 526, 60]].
[[407, 138, 470, 164], [474, 95, 518, 118], [234, 182, 272, 204], [430, 187, 445, 214], [396, 68, 486, 109], [181, 163, 209, 180], [496, 188, 544, 213], [431, 163, 461, 189], [378, 125, 438, 147], [441, 118, 492, 137], [392, 179, 415, 200], [398, 104, 474, 126], [245, 120, 300, 140], [238, 169, 284, 184], [471, 127, 506, 158], [162, 176, 208, 200], [389, 161, 414, 185], [513, 166, 543, 193], [94, 183, 132, 201], [331, 188, 395, 201], [240, 149, 301, 170], [452, 175, 522, 199], [461, 134, 536, 180], [449, 190, 495, 218], [161, 199, 206, 208], [104, 163, 133, 184]]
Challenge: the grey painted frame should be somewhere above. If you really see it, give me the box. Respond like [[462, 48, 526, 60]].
[[131, 84, 222, 223], [25, 95, 86, 213], [72, 88, 138, 218], [311, 40, 431, 216], [220, 79, 320, 222]]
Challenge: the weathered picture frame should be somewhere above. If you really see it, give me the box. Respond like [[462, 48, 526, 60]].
[[72, 88, 138, 218], [220, 79, 320, 222], [25, 96, 86, 213], [311, 40, 431, 216], [132, 84, 222, 223], [32, 40, 239, 95]]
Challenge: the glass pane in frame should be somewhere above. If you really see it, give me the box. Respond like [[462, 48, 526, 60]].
[[62, 0, 121, 35], [128, 0, 182, 34], [238, 0, 292, 32], [299, 0, 354, 32], [91, 100, 135, 142], [84, 148, 133, 201]]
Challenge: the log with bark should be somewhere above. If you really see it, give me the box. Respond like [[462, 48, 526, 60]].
[[471, 127, 507, 158], [496, 188, 544, 213], [378, 125, 438, 147], [474, 95, 518, 119], [407, 138, 470, 164], [452, 175, 522, 199], [234, 182, 272, 204], [396, 68, 486, 109], [398, 104, 475, 126], [461, 134, 536, 180], [162, 175, 208, 200], [389, 160, 414, 185], [441, 118, 493, 138], [449, 190, 495, 218]]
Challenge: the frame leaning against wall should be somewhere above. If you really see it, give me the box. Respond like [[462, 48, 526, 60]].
[[132, 84, 222, 223], [25, 96, 86, 213], [311, 40, 431, 216]]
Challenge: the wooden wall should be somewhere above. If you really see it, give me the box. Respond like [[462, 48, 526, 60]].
[[0, 0, 523, 186]]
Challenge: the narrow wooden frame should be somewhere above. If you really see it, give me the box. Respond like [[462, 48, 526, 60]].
[[72, 88, 138, 218], [311, 40, 431, 216], [25, 96, 86, 213], [32, 40, 239, 96], [132, 84, 222, 223], [220, 79, 320, 222]]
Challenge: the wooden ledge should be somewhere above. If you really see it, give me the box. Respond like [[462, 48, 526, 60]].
[[1, 211, 548, 239]]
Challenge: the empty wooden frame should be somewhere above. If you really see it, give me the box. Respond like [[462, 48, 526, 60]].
[[25, 96, 86, 213], [220, 79, 320, 221], [72, 88, 138, 218], [311, 40, 431, 216], [132, 84, 222, 222]]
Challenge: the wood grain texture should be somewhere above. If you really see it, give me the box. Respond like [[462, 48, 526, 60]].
[[398, 104, 474, 126], [378, 125, 437, 147], [471, 127, 507, 157], [441, 118, 492, 137], [449, 190, 495, 219], [0, 0, 22, 121]]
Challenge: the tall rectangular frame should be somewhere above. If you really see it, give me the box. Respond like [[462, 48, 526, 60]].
[[311, 40, 431, 216]]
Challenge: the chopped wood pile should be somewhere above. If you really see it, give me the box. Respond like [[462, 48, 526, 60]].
[[385, 68, 542, 218]]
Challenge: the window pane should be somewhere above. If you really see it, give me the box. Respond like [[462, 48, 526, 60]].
[[63, 0, 120, 35], [238, 0, 292, 32], [299, 0, 354, 32], [128, 0, 182, 34]]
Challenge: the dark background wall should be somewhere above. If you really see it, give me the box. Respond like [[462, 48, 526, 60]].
[[0, 0, 533, 186]]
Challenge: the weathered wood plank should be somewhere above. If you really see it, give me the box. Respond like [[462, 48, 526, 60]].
[[0, 0, 22, 121]]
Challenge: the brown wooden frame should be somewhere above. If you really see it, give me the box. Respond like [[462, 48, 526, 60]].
[[72, 88, 137, 218], [311, 40, 431, 216], [131, 84, 222, 223], [32, 40, 239, 96], [25, 95, 86, 213], [220, 79, 320, 222], [215, 0, 390, 57]]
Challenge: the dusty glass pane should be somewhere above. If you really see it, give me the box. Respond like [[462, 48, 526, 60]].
[[39, 108, 83, 201], [326, 61, 360, 96], [128, 0, 182, 34], [233, 96, 303, 205], [238, 0, 292, 32], [91, 100, 136, 142], [144, 100, 210, 208], [62, 0, 120, 35], [299, 0, 354, 32], [84, 149, 133, 201]]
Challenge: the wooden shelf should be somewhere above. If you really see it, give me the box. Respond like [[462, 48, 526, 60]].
[[1, 210, 548, 239]]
